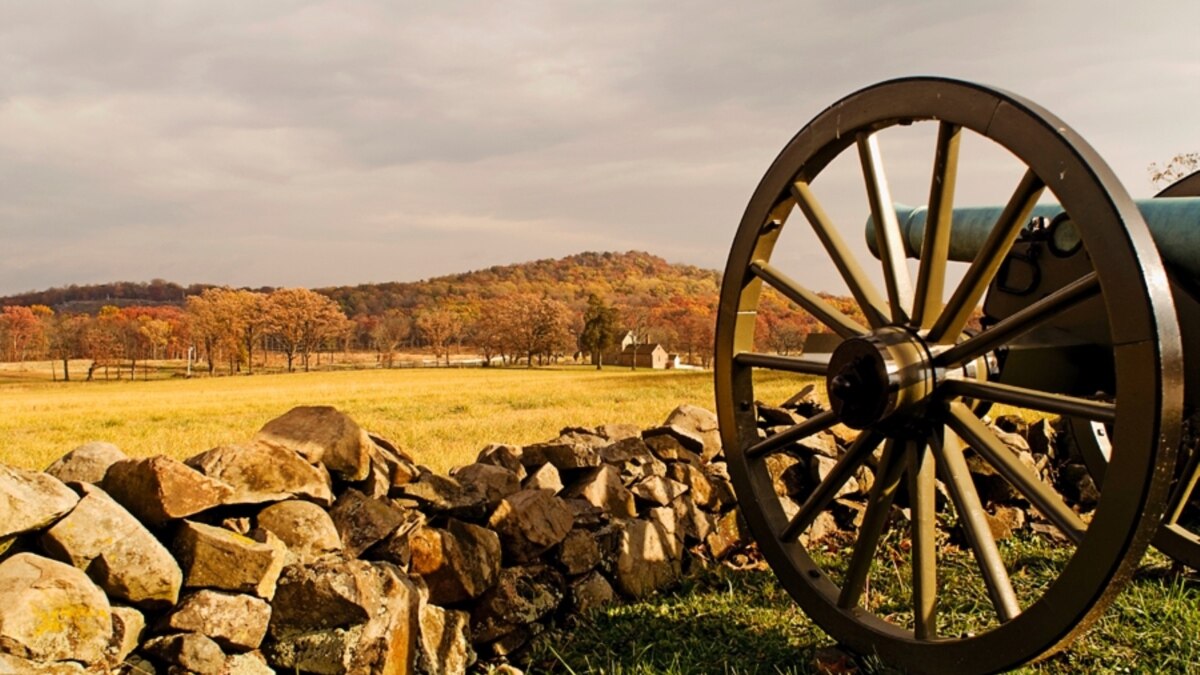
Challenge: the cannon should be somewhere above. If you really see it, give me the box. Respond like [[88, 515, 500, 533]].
[[713, 77, 1198, 673]]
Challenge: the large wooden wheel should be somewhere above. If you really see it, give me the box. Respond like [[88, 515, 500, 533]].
[[1071, 169, 1200, 569], [714, 78, 1184, 673]]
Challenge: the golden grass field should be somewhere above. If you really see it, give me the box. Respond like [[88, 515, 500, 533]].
[[0, 362, 809, 474]]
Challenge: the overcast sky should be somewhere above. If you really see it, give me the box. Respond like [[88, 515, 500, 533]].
[[1, 1, 1197, 296]]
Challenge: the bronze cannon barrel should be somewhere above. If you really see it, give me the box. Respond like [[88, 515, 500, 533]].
[[866, 197, 1200, 278]]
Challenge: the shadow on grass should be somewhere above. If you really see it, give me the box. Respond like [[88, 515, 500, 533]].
[[528, 565, 838, 675], [526, 547, 1200, 675]]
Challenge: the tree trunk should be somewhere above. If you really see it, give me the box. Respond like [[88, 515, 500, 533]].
[[62, 357, 70, 382]]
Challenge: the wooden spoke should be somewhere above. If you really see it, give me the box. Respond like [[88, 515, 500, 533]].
[[734, 352, 828, 375], [858, 132, 913, 323], [1165, 443, 1200, 526], [747, 410, 839, 460], [911, 123, 961, 329], [939, 379, 1115, 424], [935, 272, 1100, 368], [947, 402, 1086, 544], [908, 438, 938, 639], [749, 260, 868, 338], [928, 169, 1045, 344], [791, 180, 890, 328], [780, 430, 883, 539], [932, 428, 1021, 622], [838, 439, 906, 609]]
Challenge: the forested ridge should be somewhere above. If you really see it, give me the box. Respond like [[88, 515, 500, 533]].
[[0, 251, 850, 377], [1, 252, 718, 314]]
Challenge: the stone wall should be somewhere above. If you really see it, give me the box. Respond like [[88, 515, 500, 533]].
[[0, 391, 1085, 674], [0, 403, 752, 674]]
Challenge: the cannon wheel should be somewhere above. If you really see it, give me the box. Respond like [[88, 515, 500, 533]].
[[1071, 169, 1200, 568], [714, 78, 1183, 673]]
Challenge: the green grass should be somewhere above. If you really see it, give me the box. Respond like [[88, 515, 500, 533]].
[[535, 541, 1200, 674]]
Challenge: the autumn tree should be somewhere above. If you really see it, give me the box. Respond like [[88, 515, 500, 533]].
[[266, 288, 347, 372], [1150, 152, 1199, 189], [0, 305, 44, 362], [415, 308, 463, 366], [47, 313, 87, 381], [371, 308, 411, 368], [83, 306, 125, 380], [578, 294, 618, 369]]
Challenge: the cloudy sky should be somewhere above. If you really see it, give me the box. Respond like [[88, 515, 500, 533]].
[[1, 1, 1197, 296]]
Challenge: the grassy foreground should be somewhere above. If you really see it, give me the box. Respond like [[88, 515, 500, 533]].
[[3, 364, 1198, 672], [535, 543, 1200, 674], [0, 365, 803, 473]]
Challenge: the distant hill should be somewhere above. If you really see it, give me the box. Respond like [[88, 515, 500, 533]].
[[0, 251, 721, 315]]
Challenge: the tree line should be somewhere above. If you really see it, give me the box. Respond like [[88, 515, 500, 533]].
[[0, 252, 855, 379]]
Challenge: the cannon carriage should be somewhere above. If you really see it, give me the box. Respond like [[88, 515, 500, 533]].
[[713, 77, 1200, 673]]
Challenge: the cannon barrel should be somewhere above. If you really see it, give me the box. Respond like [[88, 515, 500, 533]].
[[866, 197, 1200, 278]]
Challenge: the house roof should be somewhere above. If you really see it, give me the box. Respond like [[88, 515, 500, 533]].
[[621, 343, 666, 353]]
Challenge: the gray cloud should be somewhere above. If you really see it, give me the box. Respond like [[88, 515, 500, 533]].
[[1, 1, 1197, 295]]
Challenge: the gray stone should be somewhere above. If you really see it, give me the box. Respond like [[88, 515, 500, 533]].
[[647, 506, 684, 560], [569, 571, 615, 615], [521, 441, 600, 471], [0, 553, 111, 665], [556, 528, 601, 576], [256, 406, 372, 481], [40, 482, 182, 609], [255, 500, 343, 563], [101, 456, 234, 527], [328, 489, 409, 558], [166, 590, 271, 651], [613, 519, 681, 598], [706, 509, 750, 560], [487, 489, 574, 563], [671, 494, 716, 543], [474, 444, 526, 482], [800, 510, 840, 547], [186, 442, 333, 507], [597, 437, 655, 465], [397, 474, 488, 520], [409, 519, 501, 605], [266, 561, 418, 674], [523, 462, 563, 494], [44, 442, 127, 485], [450, 463, 521, 509], [642, 428, 704, 465], [0, 465, 78, 539], [471, 566, 563, 644], [223, 651, 274, 674], [630, 475, 689, 506], [143, 633, 226, 674], [663, 405, 722, 462], [366, 511, 425, 569], [986, 505, 1027, 540], [757, 403, 802, 427], [106, 605, 144, 667], [667, 463, 716, 510], [417, 603, 472, 675], [810, 455, 860, 499], [175, 521, 287, 599], [0, 653, 87, 673], [270, 559, 380, 634], [597, 423, 641, 442], [562, 465, 636, 518], [360, 444, 419, 499]]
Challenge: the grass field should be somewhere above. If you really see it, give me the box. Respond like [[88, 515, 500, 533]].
[[2, 362, 1198, 672], [0, 363, 805, 473]]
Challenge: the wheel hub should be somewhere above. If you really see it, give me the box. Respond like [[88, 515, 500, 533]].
[[826, 326, 937, 429]]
